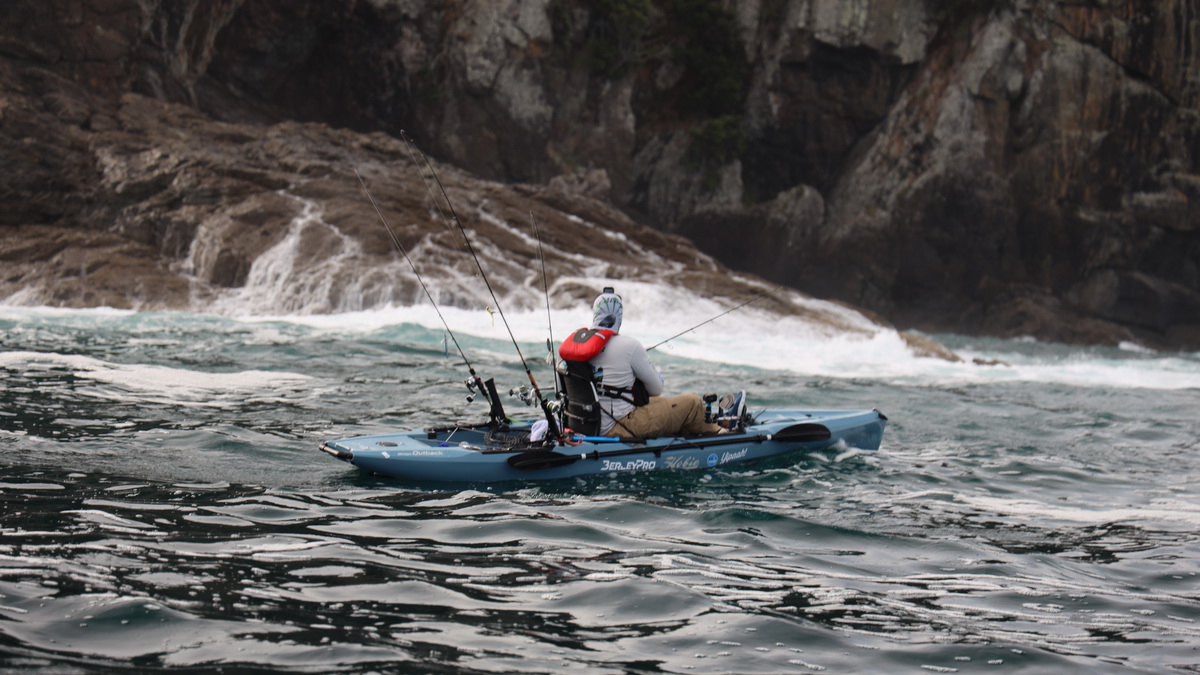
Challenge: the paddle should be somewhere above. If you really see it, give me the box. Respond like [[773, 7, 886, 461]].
[[506, 423, 830, 471]]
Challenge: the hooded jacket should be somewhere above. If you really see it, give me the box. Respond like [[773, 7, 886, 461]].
[[586, 291, 664, 433]]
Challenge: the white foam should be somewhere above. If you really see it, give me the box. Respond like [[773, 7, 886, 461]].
[[947, 346, 1200, 390], [225, 277, 892, 366], [3, 291, 1198, 391], [0, 351, 311, 407], [219, 286, 1200, 390], [0, 305, 135, 320], [191, 193, 422, 316], [957, 494, 1200, 528]]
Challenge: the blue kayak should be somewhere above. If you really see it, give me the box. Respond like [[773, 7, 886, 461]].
[[319, 408, 886, 483]]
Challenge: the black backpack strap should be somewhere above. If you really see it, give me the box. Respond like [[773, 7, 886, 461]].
[[599, 380, 649, 406]]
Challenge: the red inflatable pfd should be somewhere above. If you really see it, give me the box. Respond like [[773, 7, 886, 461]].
[[558, 327, 616, 362]]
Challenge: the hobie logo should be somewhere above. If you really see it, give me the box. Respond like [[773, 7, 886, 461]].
[[707, 453, 718, 467], [666, 455, 700, 470]]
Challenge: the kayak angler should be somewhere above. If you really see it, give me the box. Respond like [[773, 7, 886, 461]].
[[319, 142, 887, 481], [553, 287, 747, 440]]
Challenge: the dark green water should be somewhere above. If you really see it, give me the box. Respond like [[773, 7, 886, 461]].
[[2, 308, 1198, 673]]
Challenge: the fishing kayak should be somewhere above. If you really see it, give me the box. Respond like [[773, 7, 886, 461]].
[[319, 408, 887, 483], [337, 170, 886, 484]]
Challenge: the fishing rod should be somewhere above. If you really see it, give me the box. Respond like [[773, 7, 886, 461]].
[[399, 132, 561, 439], [530, 211, 559, 398], [396, 134, 464, 251], [354, 169, 500, 419], [646, 284, 786, 351]]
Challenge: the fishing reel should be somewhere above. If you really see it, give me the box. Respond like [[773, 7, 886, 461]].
[[508, 385, 536, 406], [465, 378, 482, 402]]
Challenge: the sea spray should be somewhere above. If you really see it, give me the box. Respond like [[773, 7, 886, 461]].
[[195, 192, 418, 315]]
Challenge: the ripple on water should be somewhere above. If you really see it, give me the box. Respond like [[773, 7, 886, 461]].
[[5, 470, 1198, 673], [2, 312, 1199, 673]]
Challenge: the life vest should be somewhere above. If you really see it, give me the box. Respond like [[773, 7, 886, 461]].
[[556, 327, 649, 416], [558, 327, 616, 362]]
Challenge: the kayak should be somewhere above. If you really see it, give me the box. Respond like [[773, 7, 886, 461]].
[[319, 408, 887, 483], [336, 166, 887, 484]]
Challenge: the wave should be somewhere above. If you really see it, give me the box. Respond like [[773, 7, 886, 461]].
[[0, 349, 312, 408], [2, 304, 1197, 392], [217, 291, 1200, 390]]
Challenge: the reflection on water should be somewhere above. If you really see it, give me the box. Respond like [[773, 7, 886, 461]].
[[2, 464, 1198, 674]]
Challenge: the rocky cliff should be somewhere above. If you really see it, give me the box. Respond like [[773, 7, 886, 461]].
[[2, 0, 1197, 348]]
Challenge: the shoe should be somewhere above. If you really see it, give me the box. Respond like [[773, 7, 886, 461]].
[[717, 390, 746, 430], [718, 390, 744, 418]]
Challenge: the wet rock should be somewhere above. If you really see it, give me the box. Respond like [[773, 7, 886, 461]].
[[1, 0, 1196, 349], [900, 332, 962, 363]]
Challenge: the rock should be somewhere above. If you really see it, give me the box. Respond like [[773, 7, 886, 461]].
[[631, 131, 746, 228], [548, 167, 612, 201], [1, 0, 1196, 348], [900, 332, 962, 363], [670, 183, 824, 283], [768, 4, 1199, 349], [0, 225, 190, 309], [0, 81, 891, 355]]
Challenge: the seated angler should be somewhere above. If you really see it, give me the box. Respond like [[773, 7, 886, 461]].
[[558, 287, 745, 439]]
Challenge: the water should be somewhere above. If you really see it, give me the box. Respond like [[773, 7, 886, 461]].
[[2, 305, 1198, 674]]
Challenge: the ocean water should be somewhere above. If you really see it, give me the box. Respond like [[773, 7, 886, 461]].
[[1, 304, 1198, 674]]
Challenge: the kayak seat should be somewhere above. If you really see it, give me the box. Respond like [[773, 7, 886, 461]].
[[556, 359, 602, 436]]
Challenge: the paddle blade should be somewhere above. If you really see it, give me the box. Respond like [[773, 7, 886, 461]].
[[507, 450, 580, 470], [770, 423, 832, 443]]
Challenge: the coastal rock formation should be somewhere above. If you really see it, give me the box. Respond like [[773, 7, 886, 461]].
[[0, 85, 868, 343], [801, 3, 1200, 348], [1, 0, 1197, 348]]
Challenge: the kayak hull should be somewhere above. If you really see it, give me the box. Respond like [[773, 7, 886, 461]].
[[320, 409, 886, 483]]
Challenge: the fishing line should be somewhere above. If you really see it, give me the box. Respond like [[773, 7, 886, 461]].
[[646, 284, 786, 351], [399, 131, 466, 251], [399, 133, 560, 438], [530, 211, 559, 398], [354, 168, 489, 403]]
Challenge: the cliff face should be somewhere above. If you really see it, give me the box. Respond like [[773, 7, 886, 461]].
[[2, 0, 1198, 347], [805, 2, 1200, 348]]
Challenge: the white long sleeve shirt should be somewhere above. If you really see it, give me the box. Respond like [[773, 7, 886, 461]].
[[588, 333, 664, 434]]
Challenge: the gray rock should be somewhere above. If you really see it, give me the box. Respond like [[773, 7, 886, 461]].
[[1, 0, 1197, 347]]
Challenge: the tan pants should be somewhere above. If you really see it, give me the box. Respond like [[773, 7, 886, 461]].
[[608, 394, 721, 439]]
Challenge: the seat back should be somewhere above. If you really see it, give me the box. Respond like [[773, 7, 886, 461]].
[[556, 359, 602, 436]]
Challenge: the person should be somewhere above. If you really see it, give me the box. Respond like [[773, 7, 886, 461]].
[[560, 287, 745, 439]]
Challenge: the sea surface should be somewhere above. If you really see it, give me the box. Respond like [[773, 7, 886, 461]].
[[1, 304, 1198, 674]]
